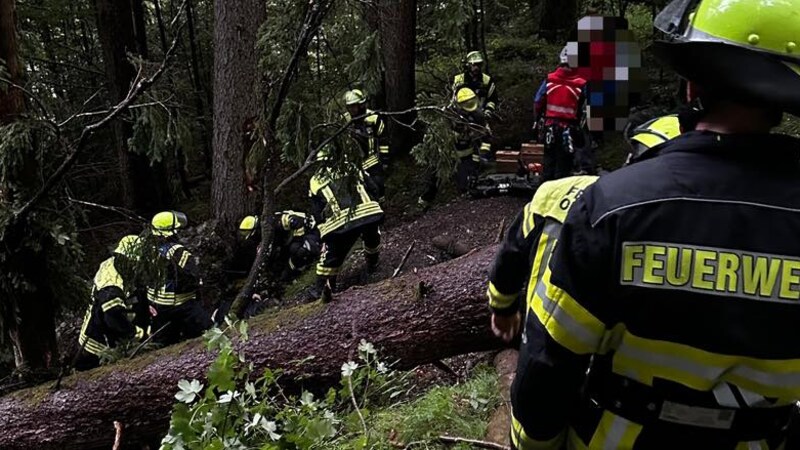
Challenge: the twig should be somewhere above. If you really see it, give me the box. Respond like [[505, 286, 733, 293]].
[[11, 2, 188, 224], [437, 435, 510, 450], [495, 218, 506, 243], [58, 101, 172, 128], [130, 322, 171, 358], [392, 240, 416, 278], [112, 421, 124, 450], [67, 196, 147, 223], [431, 360, 459, 379]]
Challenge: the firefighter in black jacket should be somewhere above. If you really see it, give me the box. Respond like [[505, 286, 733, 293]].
[[234, 212, 320, 284], [452, 51, 499, 118], [507, 1, 800, 448], [148, 211, 211, 345], [418, 87, 492, 209], [344, 89, 390, 202], [76, 235, 149, 371], [309, 148, 384, 302]]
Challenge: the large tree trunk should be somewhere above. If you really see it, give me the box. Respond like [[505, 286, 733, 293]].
[[0, 245, 503, 449], [0, 0, 60, 373], [186, 0, 212, 177], [539, 0, 578, 42], [211, 0, 265, 234], [379, 0, 417, 153], [94, 0, 172, 212]]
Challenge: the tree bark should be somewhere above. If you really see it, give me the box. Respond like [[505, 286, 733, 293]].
[[379, 0, 417, 153], [94, 0, 172, 212], [186, 0, 212, 176], [152, 0, 168, 54], [211, 0, 265, 234], [131, 0, 149, 58], [0, 0, 60, 373], [0, 244, 503, 449], [362, 1, 386, 109], [539, 0, 578, 42]]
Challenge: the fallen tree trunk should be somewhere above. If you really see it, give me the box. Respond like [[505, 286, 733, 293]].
[[0, 244, 503, 449]]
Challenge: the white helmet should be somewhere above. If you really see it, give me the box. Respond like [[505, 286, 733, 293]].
[[559, 45, 569, 65]]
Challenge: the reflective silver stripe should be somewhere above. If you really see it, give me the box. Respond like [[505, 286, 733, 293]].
[[363, 154, 380, 169], [534, 280, 598, 349], [712, 383, 739, 407], [616, 340, 725, 382], [536, 220, 561, 281], [604, 414, 635, 450], [732, 365, 800, 389], [546, 104, 576, 115], [738, 387, 768, 407]]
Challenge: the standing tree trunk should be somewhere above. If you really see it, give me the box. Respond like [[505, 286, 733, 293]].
[[0, 0, 60, 373], [186, 0, 212, 176], [211, 0, 265, 234], [152, 0, 168, 54], [379, 0, 417, 153], [94, 0, 172, 212], [131, 0, 149, 58], [539, 0, 578, 42], [361, 2, 386, 110]]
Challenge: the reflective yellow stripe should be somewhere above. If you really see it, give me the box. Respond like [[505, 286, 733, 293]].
[[135, 326, 145, 340], [526, 223, 560, 310], [487, 282, 517, 309], [532, 268, 605, 354], [611, 330, 800, 399], [480, 142, 491, 153], [735, 440, 771, 450], [379, 145, 389, 154], [101, 298, 125, 312], [178, 250, 190, 268], [472, 154, 481, 162], [362, 154, 380, 170], [316, 264, 339, 276], [147, 288, 196, 306], [78, 331, 109, 357], [455, 147, 473, 158], [318, 202, 383, 237], [587, 411, 642, 450], [486, 101, 497, 111], [165, 244, 182, 260], [511, 414, 564, 450]]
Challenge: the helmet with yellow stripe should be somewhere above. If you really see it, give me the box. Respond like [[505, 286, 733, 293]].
[[653, 0, 800, 115], [151, 211, 188, 237]]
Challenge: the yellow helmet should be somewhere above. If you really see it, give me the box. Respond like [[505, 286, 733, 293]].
[[626, 114, 682, 163], [239, 215, 259, 240], [653, 0, 800, 115], [114, 235, 142, 260], [151, 211, 188, 237], [344, 89, 367, 106], [455, 88, 479, 112]]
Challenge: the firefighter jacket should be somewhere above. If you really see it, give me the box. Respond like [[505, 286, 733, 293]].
[[450, 105, 492, 160], [515, 131, 800, 449], [79, 257, 146, 357], [533, 66, 587, 125], [147, 241, 201, 307], [309, 167, 384, 239], [344, 110, 390, 171], [453, 72, 498, 114], [487, 176, 598, 316]]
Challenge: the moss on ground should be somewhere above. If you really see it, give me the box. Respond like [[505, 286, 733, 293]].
[[338, 364, 502, 449]]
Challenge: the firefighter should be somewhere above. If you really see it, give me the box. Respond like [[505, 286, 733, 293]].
[[234, 212, 321, 284], [309, 148, 384, 302], [76, 235, 149, 371], [418, 87, 492, 209], [344, 89, 390, 202], [148, 211, 211, 345], [510, 1, 800, 448], [533, 46, 588, 182], [489, 114, 684, 343], [452, 51, 499, 118]]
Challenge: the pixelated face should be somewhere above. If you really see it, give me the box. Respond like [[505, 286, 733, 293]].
[[469, 62, 483, 77], [568, 16, 645, 132], [346, 103, 365, 118]]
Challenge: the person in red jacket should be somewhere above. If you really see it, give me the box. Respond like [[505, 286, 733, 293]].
[[533, 46, 587, 182]]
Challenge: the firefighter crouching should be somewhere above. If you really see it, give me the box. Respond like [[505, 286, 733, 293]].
[[148, 211, 212, 345], [533, 46, 588, 182], [234, 212, 321, 284], [344, 89, 391, 203], [76, 235, 149, 371], [309, 148, 384, 303], [508, 0, 800, 448], [418, 87, 492, 209]]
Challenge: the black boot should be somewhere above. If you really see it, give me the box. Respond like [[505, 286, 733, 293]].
[[365, 253, 379, 274]]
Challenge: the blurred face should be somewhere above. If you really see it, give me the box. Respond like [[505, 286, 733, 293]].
[[469, 62, 483, 77], [346, 103, 365, 118]]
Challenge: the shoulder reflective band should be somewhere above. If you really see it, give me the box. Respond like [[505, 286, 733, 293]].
[[621, 242, 800, 303]]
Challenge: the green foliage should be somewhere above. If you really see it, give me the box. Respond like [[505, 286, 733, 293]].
[[160, 321, 411, 449]]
